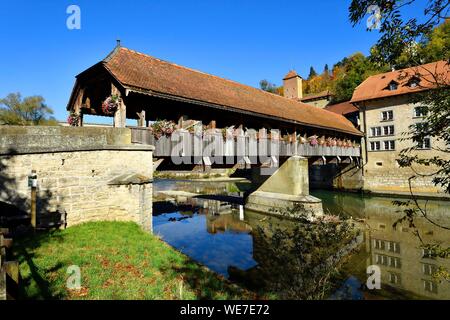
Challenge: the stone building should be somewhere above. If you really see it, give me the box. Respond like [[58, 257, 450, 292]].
[[351, 61, 450, 197], [300, 91, 334, 109], [282, 71, 334, 108]]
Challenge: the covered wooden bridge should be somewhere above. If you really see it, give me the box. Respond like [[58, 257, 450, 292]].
[[66, 43, 363, 215], [67, 43, 362, 141]]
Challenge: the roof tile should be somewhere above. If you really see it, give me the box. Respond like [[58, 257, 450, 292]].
[[351, 61, 449, 103], [103, 47, 361, 135]]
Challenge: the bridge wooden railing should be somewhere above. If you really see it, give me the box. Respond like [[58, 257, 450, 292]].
[[1, 229, 18, 300], [130, 127, 361, 159]]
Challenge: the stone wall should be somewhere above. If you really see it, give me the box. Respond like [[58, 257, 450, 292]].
[[0, 126, 153, 230]]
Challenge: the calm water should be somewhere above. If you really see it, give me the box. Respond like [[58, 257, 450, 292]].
[[153, 179, 450, 300]]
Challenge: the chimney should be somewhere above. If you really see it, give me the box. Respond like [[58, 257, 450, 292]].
[[283, 70, 303, 100]]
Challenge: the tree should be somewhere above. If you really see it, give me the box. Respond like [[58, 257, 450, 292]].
[[0, 93, 57, 126], [323, 64, 330, 76], [308, 67, 318, 80], [259, 79, 282, 95], [331, 52, 386, 102], [349, 0, 450, 275], [248, 204, 357, 299], [349, 0, 449, 66]]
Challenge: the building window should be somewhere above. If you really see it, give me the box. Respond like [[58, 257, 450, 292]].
[[381, 110, 394, 121], [422, 263, 438, 276], [389, 272, 401, 285], [375, 254, 402, 269], [374, 239, 400, 254], [371, 127, 382, 137], [384, 140, 396, 151], [409, 77, 421, 88], [414, 106, 428, 118], [422, 248, 436, 259], [370, 141, 381, 151], [388, 81, 398, 91], [383, 125, 395, 136], [388, 241, 401, 254], [417, 137, 431, 150], [390, 256, 402, 268], [374, 239, 386, 250], [423, 280, 438, 294]]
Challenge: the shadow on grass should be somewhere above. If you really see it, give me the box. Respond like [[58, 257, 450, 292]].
[[1, 148, 68, 299], [13, 231, 66, 300], [166, 264, 258, 300]]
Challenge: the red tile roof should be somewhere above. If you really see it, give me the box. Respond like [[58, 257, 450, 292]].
[[300, 90, 333, 102], [100, 47, 362, 136], [283, 70, 300, 80], [351, 61, 450, 103], [325, 101, 359, 115]]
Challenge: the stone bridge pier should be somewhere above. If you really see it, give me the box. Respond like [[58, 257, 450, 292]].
[[245, 156, 324, 218]]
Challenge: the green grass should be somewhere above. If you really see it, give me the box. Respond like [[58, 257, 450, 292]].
[[12, 221, 258, 300]]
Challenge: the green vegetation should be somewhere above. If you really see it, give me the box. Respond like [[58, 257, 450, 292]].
[[13, 221, 257, 300], [0, 92, 57, 126], [260, 18, 448, 103], [259, 79, 283, 95], [250, 205, 360, 299]]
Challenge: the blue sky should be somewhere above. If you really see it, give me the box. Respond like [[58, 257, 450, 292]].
[[0, 0, 423, 122]]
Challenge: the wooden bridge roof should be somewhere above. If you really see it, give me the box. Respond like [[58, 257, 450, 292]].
[[74, 46, 362, 136]]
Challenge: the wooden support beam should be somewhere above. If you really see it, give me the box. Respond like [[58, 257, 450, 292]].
[[112, 83, 127, 128], [208, 121, 216, 129], [137, 110, 146, 127]]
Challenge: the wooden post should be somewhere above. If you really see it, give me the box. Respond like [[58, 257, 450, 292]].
[[30, 170, 37, 230], [137, 110, 146, 127], [0, 234, 6, 301], [112, 83, 126, 128], [114, 99, 127, 128]]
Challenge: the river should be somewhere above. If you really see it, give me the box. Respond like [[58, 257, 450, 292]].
[[152, 179, 450, 300]]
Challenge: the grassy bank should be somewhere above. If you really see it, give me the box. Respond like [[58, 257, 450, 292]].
[[12, 221, 256, 300]]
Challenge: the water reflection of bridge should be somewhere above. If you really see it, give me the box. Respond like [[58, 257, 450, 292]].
[[154, 178, 450, 299]]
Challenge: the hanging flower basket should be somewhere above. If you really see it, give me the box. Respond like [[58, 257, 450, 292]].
[[67, 112, 80, 127], [149, 119, 177, 139], [102, 94, 121, 115]]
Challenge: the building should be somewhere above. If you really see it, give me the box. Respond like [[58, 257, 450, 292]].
[[300, 91, 334, 108], [324, 101, 360, 129], [351, 61, 450, 197], [282, 71, 334, 108]]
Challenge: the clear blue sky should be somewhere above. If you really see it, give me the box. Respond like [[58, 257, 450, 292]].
[[0, 0, 422, 122]]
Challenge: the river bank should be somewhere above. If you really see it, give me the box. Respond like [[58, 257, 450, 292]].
[[12, 221, 261, 300]]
